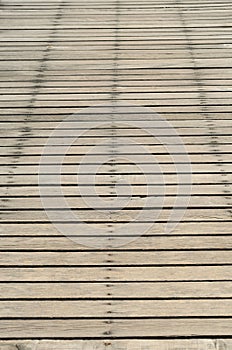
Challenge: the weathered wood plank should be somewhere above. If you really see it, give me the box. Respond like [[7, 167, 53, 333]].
[[0, 174, 230, 186], [2, 299, 232, 317], [0, 137, 231, 146], [0, 340, 226, 350], [0, 281, 232, 299], [1, 318, 232, 337], [1, 164, 231, 174], [0, 209, 230, 223], [1, 185, 230, 197], [0, 266, 232, 282], [0, 196, 229, 209], [1, 250, 232, 266], [0, 222, 231, 236], [1, 154, 231, 164]]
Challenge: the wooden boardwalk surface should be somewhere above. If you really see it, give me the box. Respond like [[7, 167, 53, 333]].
[[0, 0, 232, 347]]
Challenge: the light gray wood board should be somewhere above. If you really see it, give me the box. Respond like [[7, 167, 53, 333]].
[[0, 281, 232, 298], [1, 154, 231, 164], [1, 251, 232, 266], [1, 164, 231, 174], [1, 300, 232, 317], [1, 318, 232, 337], [0, 174, 230, 185], [0, 340, 227, 350], [1, 145, 231, 155], [1, 185, 230, 197], [0, 222, 231, 236], [1, 266, 232, 282], [0, 236, 232, 250], [0, 209, 230, 223], [0, 136, 231, 146], [0, 196, 229, 209]]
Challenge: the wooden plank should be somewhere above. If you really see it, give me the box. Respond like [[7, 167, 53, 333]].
[[1, 121, 232, 128], [0, 174, 229, 186], [1, 145, 231, 155], [1, 318, 232, 337], [2, 299, 232, 317], [2, 92, 232, 101], [0, 209, 230, 223], [0, 155, 231, 165], [1, 250, 232, 266], [0, 196, 229, 209], [0, 222, 231, 236], [0, 281, 231, 299], [0, 340, 226, 350], [1, 100, 232, 108], [1, 109, 231, 118], [1, 185, 230, 197], [1, 266, 232, 282], [0, 164, 231, 174], [0, 136, 231, 146], [0, 124, 231, 132], [1, 106, 231, 115], [1, 85, 232, 93]]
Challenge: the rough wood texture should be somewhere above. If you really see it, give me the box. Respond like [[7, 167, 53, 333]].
[[0, 340, 229, 350], [0, 0, 231, 345]]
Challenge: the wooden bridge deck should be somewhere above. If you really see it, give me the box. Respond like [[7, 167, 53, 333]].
[[0, 0, 231, 348]]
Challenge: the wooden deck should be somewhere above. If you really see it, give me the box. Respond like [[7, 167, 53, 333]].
[[0, 0, 232, 347]]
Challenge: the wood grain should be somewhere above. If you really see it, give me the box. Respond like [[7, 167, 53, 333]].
[[0, 340, 227, 350], [0, 0, 231, 341]]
